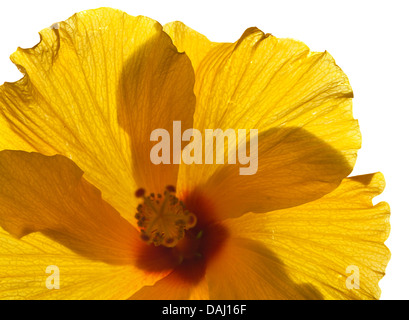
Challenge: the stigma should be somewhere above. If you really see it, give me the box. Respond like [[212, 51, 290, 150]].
[[134, 186, 197, 247]]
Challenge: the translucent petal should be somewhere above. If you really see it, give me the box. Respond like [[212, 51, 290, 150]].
[[0, 227, 156, 300], [0, 8, 196, 224], [166, 26, 360, 212], [220, 173, 390, 299]]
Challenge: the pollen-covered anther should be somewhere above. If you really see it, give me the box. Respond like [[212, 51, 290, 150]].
[[135, 186, 197, 247]]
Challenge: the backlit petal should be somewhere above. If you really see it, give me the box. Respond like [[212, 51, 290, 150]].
[[0, 150, 170, 299], [129, 270, 209, 300], [0, 150, 139, 265], [163, 21, 228, 71], [118, 20, 196, 195], [221, 173, 390, 299], [0, 227, 152, 300], [0, 8, 195, 224], [205, 237, 322, 299], [192, 126, 352, 220], [172, 27, 360, 207]]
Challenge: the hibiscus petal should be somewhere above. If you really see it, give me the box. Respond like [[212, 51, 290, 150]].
[[205, 237, 323, 299], [0, 227, 156, 300], [0, 150, 141, 265], [0, 8, 195, 224], [168, 26, 360, 207], [117, 21, 196, 196], [0, 150, 170, 298], [163, 21, 228, 71], [129, 269, 209, 300], [197, 126, 352, 220], [219, 173, 390, 299]]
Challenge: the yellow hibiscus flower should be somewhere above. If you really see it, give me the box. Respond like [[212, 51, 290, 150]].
[[0, 7, 390, 299]]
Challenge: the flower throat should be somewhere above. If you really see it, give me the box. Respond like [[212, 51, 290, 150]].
[[135, 186, 197, 247]]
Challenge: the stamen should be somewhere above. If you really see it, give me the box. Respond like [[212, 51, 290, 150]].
[[166, 185, 176, 193], [135, 187, 197, 247], [135, 188, 145, 198]]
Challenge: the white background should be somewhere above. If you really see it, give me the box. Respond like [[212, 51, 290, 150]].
[[0, 0, 408, 300]]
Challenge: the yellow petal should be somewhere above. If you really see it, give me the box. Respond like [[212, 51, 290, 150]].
[[0, 151, 170, 299], [129, 268, 209, 300], [172, 27, 360, 198], [189, 127, 352, 220], [0, 8, 196, 224], [163, 21, 228, 71], [205, 237, 322, 299], [118, 20, 196, 195], [0, 150, 141, 264], [0, 227, 155, 300], [221, 173, 390, 299]]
